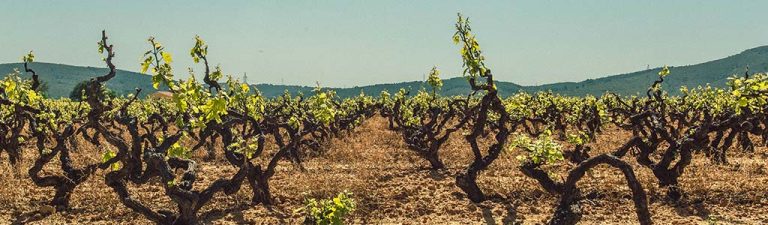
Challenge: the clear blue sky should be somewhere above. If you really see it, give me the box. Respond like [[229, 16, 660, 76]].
[[1, 1, 766, 87]]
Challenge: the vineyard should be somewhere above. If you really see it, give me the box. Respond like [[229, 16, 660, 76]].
[[1, 14, 768, 224]]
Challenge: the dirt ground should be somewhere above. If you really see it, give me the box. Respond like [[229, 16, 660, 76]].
[[1, 116, 767, 224]]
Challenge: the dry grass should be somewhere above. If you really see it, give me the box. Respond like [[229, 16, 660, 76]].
[[1, 116, 767, 224]]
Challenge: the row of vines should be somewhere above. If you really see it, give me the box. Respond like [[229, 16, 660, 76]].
[[2, 14, 767, 224]]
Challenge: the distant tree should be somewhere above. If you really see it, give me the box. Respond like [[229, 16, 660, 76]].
[[70, 80, 116, 101], [70, 81, 87, 100], [36, 80, 49, 97]]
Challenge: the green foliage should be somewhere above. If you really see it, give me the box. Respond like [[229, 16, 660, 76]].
[[229, 136, 260, 159], [201, 96, 228, 123], [728, 73, 768, 114], [211, 65, 223, 81], [675, 84, 734, 115], [397, 89, 439, 127], [69, 80, 116, 101], [566, 131, 590, 146], [101, 149, 120, 171], [650, 66, 671, 93], [1, 71, 42, 107], [288, 115, 300, 130], [658, 65, 670, 77], [226, 76, 266, 121], [379, 90, 390, 99], [426, 66, 443, 91], [453, 14, 488, 79], [509, 130, 564, 165], [308, 87, 337, 126], [141, 37, 175, 90], [140, 36, 233, 129], [190, 35, 208, 64], [157, 134, 191, 159], [22, 51, 35, 63], [299, 191, 356, 225], [167, 138, 191, 159]]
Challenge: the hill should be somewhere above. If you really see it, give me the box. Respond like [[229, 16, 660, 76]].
[[1, 46, 767, 99], [0, 62, 155, 98], [254, 78, 524, 98], [526, 46, 768, 96], [314, 45, 768, 97]]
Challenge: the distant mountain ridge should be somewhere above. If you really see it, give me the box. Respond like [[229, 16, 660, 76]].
[[525, 46, 768, 96], [0, 62, 156, 98], [2, 46, 767, 99]]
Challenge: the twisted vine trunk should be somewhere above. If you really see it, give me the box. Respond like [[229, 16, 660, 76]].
[[456, 90, 510, 203], [549, 154, 652, 225], [28, 125, 98, 210]]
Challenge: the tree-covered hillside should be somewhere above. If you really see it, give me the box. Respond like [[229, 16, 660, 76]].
[[2, 45, 767, 99], [0, 62, 155, 98]]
